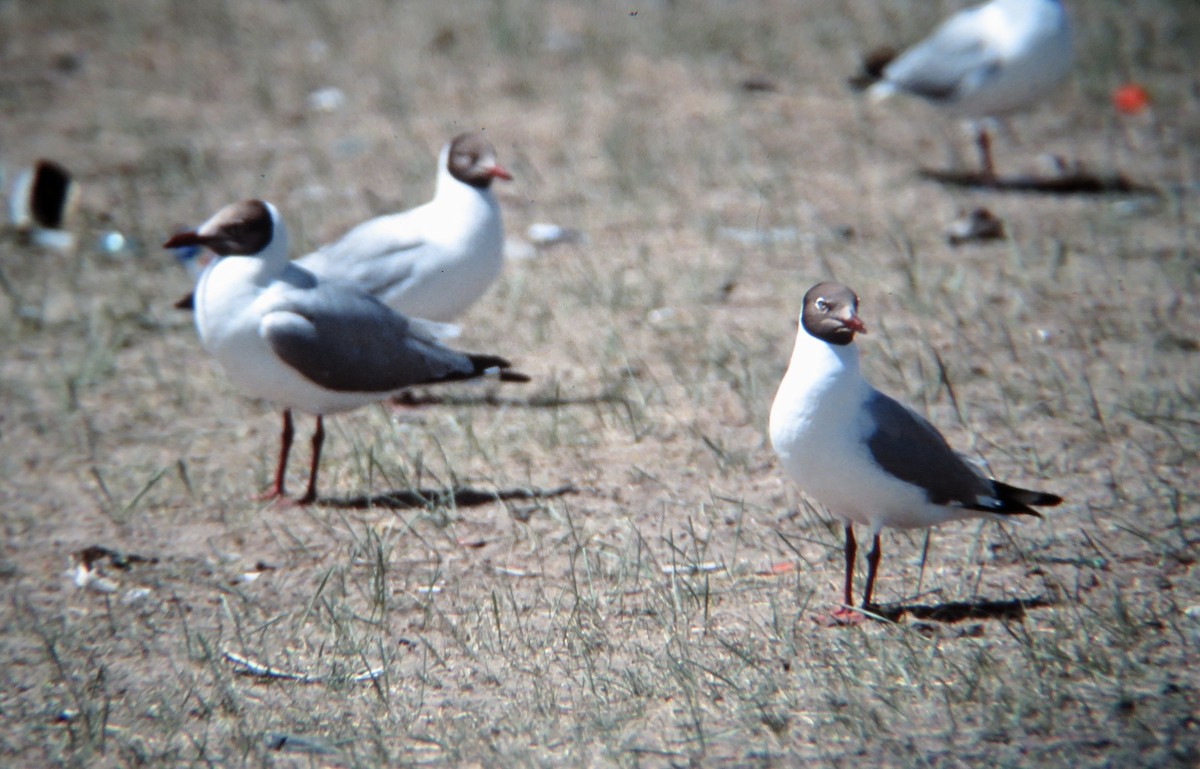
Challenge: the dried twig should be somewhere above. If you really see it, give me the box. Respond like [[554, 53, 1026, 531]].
[[222, 650, 383, 684]]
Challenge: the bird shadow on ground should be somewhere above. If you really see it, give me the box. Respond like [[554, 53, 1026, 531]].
[[918, 167, 1156, 195], [391, 388, 629, 409], [872, 595, 1056, 623], [324, 484, 577, 511]]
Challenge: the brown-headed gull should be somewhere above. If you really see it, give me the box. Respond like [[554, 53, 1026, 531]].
[[163, 199, 528, 505], [768, 282, 1062, 623], [866, 0, 1073, 177], [174, 133, 511, 333], [297, 131, 511, 328]]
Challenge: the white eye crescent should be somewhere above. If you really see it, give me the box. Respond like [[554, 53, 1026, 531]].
[[815, 298, 830, 312]]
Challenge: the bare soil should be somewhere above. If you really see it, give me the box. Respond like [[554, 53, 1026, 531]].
[[2, 1, 1198, 766]]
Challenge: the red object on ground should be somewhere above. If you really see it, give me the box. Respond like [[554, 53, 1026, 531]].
[[1114, 83, 1150, 115]]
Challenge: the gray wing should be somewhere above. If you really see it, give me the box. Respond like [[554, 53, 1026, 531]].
[[297, 213, 428, 299], [261, 282, 481, 393], [883, 8, 1001, 102], [863, 390, 997, 509]]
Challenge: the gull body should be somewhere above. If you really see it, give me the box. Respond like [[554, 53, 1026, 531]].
[[769, 282, 1062, 621], [166, 199, 527, 504]]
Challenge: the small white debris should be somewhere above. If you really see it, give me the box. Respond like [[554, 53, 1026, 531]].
[[661, 562, 725, 576], [527, 222, 584, 247], [306, 87, 346, 113], [121, 587, 153, 606], [97, 230, 128, 255], [647, 306, 676, 325], [716, 226, 801, 246]]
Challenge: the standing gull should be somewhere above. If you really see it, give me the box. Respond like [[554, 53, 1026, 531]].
[[164, 199, 528, 504], [174, 132, 511, 332], [297, 131, 511, 327], [768, 282, 1061, 623], [865, 0, 1073, 177]]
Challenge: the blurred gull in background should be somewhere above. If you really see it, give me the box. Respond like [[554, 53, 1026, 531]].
[[7, 159, 79, 252], [862, 0, 1073, 177]]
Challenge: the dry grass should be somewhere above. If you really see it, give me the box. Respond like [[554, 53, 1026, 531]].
[[2, 0, 1198, 766]]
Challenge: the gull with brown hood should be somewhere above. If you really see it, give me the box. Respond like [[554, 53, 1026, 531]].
[[769, 282, 1062, 624], [295, 131, 511, 330], [164, 199, 528, 505], [176, 132, 511, 334]]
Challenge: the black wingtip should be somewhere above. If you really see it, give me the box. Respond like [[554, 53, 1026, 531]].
[[468, 354, 531, 384], [992, 481, 1063, 517], [174, 291, 195, 311]]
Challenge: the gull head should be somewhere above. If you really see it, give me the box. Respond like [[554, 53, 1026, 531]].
[[446, 133, 513, 189], [163, 199, 278, 257], [802, 282, 868, 346]]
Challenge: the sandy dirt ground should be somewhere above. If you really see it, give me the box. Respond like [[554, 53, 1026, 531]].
[[1, 1, 1198, 766]]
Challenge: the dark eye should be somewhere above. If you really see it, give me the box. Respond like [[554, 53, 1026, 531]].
[[815, 298, 830, 312]]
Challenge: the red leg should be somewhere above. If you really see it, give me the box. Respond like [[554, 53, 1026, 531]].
[[296, 415, 324, 505], [862, 532, 882, 609], [821, 524, 865, 625], [842, 524, 857, 607], [255, 410, 294, 501], [976, 126, 996, 180]]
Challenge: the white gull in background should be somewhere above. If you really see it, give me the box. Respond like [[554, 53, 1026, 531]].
[[769, 282, 1062, 623], [296, 131, 511, 331], [163, 199, 528, 505], [865, 0, 1073, 177]]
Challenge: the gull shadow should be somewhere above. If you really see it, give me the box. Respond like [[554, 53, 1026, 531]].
[[392, 388, 628, 409], [325, 484, 577, 510], [872, 595, 1055, 624], [918, 168, 1155, 195]]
